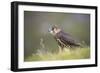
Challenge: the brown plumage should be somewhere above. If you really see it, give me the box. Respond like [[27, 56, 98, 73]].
[[49, 25, 80, 50]]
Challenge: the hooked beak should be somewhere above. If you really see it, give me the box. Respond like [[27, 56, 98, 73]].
[[48, 28, 51, 32], [48, 24, 54, 34]]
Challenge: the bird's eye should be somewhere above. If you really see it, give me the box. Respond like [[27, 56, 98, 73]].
[[52, 27, 54, 31]]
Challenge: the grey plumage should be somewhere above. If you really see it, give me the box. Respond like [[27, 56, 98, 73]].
[[54, 31, 80, 49], [49, 25, 81, 50]]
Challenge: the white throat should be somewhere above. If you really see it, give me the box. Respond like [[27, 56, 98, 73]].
[[55, 29, 61, 34]]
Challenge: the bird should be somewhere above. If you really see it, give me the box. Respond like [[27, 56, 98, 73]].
[[48, 25, 81, 51]]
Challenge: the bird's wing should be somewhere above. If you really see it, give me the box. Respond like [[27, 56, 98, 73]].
[[57, 31, 78, 45]]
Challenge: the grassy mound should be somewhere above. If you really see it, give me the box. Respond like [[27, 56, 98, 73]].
[[24, 47, 90, 62]]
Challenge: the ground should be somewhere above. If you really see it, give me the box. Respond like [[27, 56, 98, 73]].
[[24, 47, 90, 61]]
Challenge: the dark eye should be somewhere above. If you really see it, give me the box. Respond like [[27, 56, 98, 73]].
[[52, 27, 54, 30]]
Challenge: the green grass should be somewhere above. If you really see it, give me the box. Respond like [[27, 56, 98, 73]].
[[24, 47, 90, 62]]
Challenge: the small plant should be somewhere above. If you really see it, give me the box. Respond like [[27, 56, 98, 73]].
[[25, 46, 90, 61]]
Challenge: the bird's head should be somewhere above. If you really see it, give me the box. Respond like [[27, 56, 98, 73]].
[[48, 25, 61, 35]]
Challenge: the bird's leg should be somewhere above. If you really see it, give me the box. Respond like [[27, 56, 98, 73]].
[[58, 46, 63, 53]]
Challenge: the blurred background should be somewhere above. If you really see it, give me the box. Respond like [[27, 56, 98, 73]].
[[24, 11, 90, 59]]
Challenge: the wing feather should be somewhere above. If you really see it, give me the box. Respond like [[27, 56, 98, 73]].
[[56, 31, 80, 46]]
